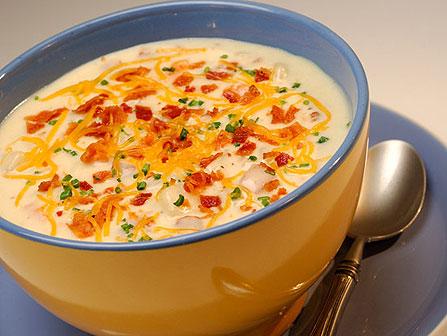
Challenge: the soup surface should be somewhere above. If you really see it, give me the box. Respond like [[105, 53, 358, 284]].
[[0, 38, 351, 242]]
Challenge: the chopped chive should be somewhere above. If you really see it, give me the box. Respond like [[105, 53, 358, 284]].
[[239, 67, 255, 76], [111, 168, 117, 177], [303, 100, 310, 105], [48, 119, 58, 126], [121, 221, 134, 234], [230, 187, 242, 200], [142, 163, 150, 176], [312, 132, 320, 136], [139, 235, 153, 241], [72, 208, 81, 211], [120, 126, 130, 136], [153, 173, 162, 180], [137, 181, 147, 191], [173, 194, 185, 207], [299, 163, 310, 168], [179, 127, 189, 140], [34, 96, 39, 100], [257, 196, 271, 207], [54, 147, 62, 153], [234, 142, 241, 147], [62, 174, 73, 183], [62, 147, 78, 156], [163, 182, 170, 188], [227, 114, 236, 119], [188, 99, 204, 107], [292, 82, 301, 89], [208, 121, 221, 130], [133, 173, 139, 179], [80, 189, 94, 196], [100, 79, 109, 86], [346, 121, 352, 127], [59, 186, 72, 200], [77, 119, 83, 124], [71, 179, 80, 188], [178, 97, 188, 104], [248, 155, 257, 161], [279, 99, 287, 105], [317, 136, 330, 144], [277, 87, 287, 93], [34, 171, 41, 174], [117, 178, 122, 183], [162, 66, 175, 72], [115, 186, 122, 194], [204, 66, 210, 73], [225, 124, 236, 133], [220, 54, 229, 59]]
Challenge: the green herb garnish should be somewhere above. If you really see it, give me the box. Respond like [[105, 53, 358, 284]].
[[178, 97, 188, 104], [179, 127, 189, 140], [48, 119, 58, 126], [136, 181, 147, 191], [204, 66, 210, 73], [188, 99, 204, 107], [317, 136, 330, 144], [54, 147, 62, 153], [248, 155, 257, 161], [303, 100, 310, 105], [225, 123, 236, 133], [62, 174, 73, 183], [257, 196, 271, 207], [115, 186, 122, 194], [71, 179, 80, 188], [292, 82, 301, 89], [230, 187, 242, 200], [173, 194, 185, 207], [121, 221, 134, 234], [208, 121, 221, 130], [299, 163, 310, 168], [162, 66, 175, 72], [153, 173, 162, 180], [60, 186, 72, 200], [142, 163, 150, 176], [220, 54, 229, 59], [100, 79, 109, 86], [277, 87, 287, 93], [62, 147, 78, 156]]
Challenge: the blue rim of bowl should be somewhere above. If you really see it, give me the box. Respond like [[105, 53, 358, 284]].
[[0, 0, 369, 251]]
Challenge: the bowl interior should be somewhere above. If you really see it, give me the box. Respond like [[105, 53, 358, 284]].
[[0, 1, 368, 250]]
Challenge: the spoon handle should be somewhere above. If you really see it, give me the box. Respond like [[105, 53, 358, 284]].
[[308, 238, 364, 336]]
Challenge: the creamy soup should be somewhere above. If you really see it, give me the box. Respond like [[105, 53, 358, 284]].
[[0, 38, 351, 242]]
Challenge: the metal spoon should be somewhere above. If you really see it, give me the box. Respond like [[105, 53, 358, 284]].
[[305, 140, 427, 336]]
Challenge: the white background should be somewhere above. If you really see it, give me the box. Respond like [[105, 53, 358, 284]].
[[1, 0, 446, 334]]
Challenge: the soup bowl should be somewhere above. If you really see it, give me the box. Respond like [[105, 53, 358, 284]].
[[0, 1, 369, 335]]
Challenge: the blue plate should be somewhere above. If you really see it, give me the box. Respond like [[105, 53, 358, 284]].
[[1, 103, 446, 335]]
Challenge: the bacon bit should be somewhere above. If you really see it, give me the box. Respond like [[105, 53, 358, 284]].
[[56, 211, 63, 217], [184, 85, 196, 93], [81, 139, 110, 163], [25, 108, 65, 123], [263, 151, 279, 159], [211, 170, 224, 181], [69, 212, 94, 238], [271, 187, 287, 202], [232, 126, 252, 144], [95, 199, 116, 227], [75, 94, 108, 114], [124, 89, 157, 102], [26, 121, 45, 134], [275, 152, 294, 167], [206, 71, 231, 80], [201, 84, 218, 93], [142, 133, 155, 145], [78, 196, 95, 204], [240, 85, 261, 105], [79, 181, 93, 191], [115, 66, 150, 82], [108, 105, 128, 125], [103, 187, 115, 194], [270, 105, 299, 124], [199, 204, 214, 215], [296, 142, 304, 149], [207, 107, 219, 117], [38, 174, 60, 192], [151, 118, 170, 134], [92, 171, 112, 184], [240, 204, 253, 212], [120, 103, 132, 113], [65, 122, 78, 135], [236, 141, 256, 156], [214, 130, 232, 150], [84, 124, 111, 138], [278, 122, 306, 139], [223, 88, 241, 103], [254, 67, 271, 82], [199, 152, 223, 168], [173, 72, 194, 87], [135, 105, 153, 121], [223, 61, 239, 71], [253, 133, 280, 146], [200, 195, 222, 208], [126, 147, 145, 159], [271, 105, 285, 124], [310, 111, 320, 121], [130, 192, 152, 206], [161, 104, 186, 119], [260, 162, 275, 175], [189, 61, 206, 69], [263, 179, 280, 192], [184, 171, 213, 193]]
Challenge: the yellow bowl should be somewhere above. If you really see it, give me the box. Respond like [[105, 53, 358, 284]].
[[0, 2, 369, 335]]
